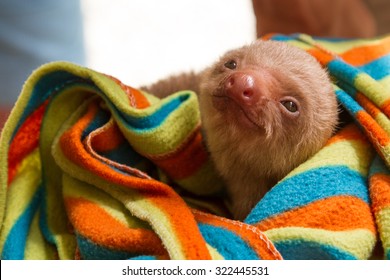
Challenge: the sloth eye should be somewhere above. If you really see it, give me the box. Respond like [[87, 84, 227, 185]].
[[224, 60, 237, 70], [281, 100, 298, 113]]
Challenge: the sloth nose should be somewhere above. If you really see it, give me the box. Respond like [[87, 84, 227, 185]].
[[224, 72, 262, 106]]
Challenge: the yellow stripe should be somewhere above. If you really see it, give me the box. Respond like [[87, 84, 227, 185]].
[[0, 149, 41, 253], [375, 112, 390, 136], [297, 34, 386, 53], [285, 40, 314, 51], [379, 145, 390, 166], [376, 207, 390, 251], [176, 160, 224, 196], [265, 227, 376, 260], [355, 73, 390, 106], [118, 91, 201, 156], [283, 139, 374, 181], [40, 94, 92, 260], [63, 174, 150, 229], [368, 76, 390, 136], [0, 61, 47, 230], [379, 75, 390, 90], [90, 72, 130, 109], [140, 90, 161, 105], [120, 190, 187, 259], [24, 209, 57, 259], [52, 124, 188, 259], [374, 75, 390, 135], [206, 244, 224, 260]]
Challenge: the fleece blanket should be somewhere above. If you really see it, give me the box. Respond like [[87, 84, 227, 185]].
[[1, 34, 390, 260]]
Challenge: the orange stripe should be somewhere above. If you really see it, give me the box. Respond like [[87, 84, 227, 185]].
[[265, 35, 390, 67], [261, 33, 278, 40], [255, 196, 376, 234], [326, 124, 366, 146], [341, 36, 390, 66], [143, 196, 211, 259], [89, 120, 125, 153], [370, 174, 390, 213], [8, 100, 48, 185], [307, 48, 335, 66], [129, 87, 150, 109], [105, 74, 150, 109], [356, 111, 390, 147], [59, 102, 153, 189], [153, 129, 208, 180], [380, 99, 390, 118], [356, 93, 381, 119], [59, 101, 211, 259], [65, 197, 168, 257], [193, 210, 282, 260]]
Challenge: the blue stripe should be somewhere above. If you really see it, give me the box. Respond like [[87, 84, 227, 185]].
[[327, 59, 361, 100], [129, 255, 157, 260], [245, 166, 369, 224], [359, 54, 390, 80], [76, 234, 139, 260], [12, 71, 92, 140], [274, 239, 357, 260], [271, 34, 357, 43], [335, 81, 358, 97], [269, 34, 300, 42], [39, 187, 56, 245], [198, 223, 260, 260], [1, 187, 43, 259], [118, 93, 191, 131], [312, 36, 357, 42], [328, 59, 361, 83], [100, 142, 145, 167], [369, 155, 390, 177], [81, 108, 110, 140], [335, 89, 363, 115]]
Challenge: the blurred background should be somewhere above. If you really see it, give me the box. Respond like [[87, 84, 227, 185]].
[[0, 0, 255, 128], [82, 0, 255, 87], [1, 0, 389, 129]]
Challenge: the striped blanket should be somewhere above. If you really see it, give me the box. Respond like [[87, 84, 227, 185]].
[[0, 34, 389, 260]]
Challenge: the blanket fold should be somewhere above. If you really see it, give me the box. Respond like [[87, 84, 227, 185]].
[[1, 34, 390, 260]]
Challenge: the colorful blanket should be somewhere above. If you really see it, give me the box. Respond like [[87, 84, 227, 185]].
[[1, 34, 390, 260]]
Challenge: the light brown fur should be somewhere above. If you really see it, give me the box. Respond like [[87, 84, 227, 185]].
[[144, 40, 338, 220]]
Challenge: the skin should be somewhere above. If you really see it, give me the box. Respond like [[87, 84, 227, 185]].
[[144, 40, 338, 220]]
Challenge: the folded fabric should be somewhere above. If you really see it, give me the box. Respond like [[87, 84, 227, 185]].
[[259, 33, 390, 259], [0, 34, 390, 260], [0, 63, 280, 260]]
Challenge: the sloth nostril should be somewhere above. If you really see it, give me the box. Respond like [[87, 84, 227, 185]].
[[227, 77, 235, 88], [243, 90, 253, 98]]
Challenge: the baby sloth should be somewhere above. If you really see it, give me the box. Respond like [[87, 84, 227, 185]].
[[145, 40, 338, 220]]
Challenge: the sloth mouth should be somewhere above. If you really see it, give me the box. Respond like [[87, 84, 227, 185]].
[[211, 94, 264, 130]]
